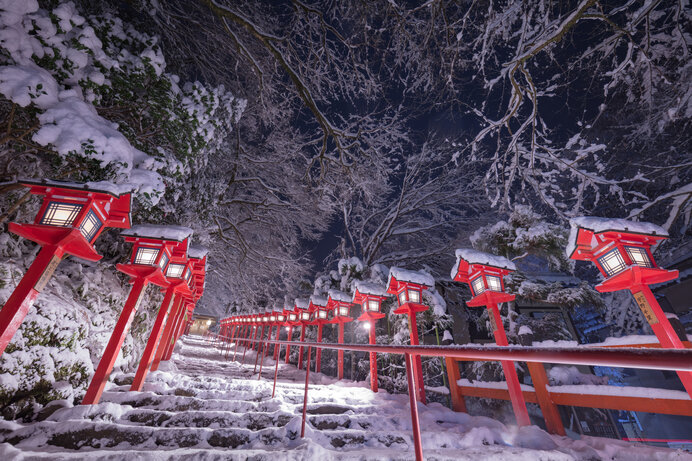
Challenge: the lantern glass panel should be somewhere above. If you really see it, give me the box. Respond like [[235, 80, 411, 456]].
[[278, 315, 285, 321], [486, 275, 502, 292], [158, 251, 169, 270], [270, 315, 276, 321], [134, 247, 159, 265], [625, 246, 653, 268], [301, 312, 310, 321], [318, 310, 327, 319], [366, 300, 380, 312], [338, 305, 349, 316], [184, 268, 192, 282], [166, 263, 185, 278], [398, 291, 406, 305], [79, 210, 102, 242], [41, 202, 82, 227], [289, 313, 297, 321], [471, 276, 485, 295], [407, 289, 420, 303], [597, 248, 627, 277]]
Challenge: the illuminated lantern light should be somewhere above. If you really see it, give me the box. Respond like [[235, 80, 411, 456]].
[[386, 267, 434, 404], [566, 216, 691, 398], [353, 281, 390, 393], [307, 295, 329, 373], [0, 179, 132, 358], [327, 289, 354, 380], [451, 248, 530, 426], [82, 224, 193, 405]]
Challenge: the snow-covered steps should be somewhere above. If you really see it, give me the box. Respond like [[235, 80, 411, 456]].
[[1, 336, 690, 460]]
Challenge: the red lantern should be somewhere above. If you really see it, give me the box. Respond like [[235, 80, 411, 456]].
[[308, 295, 328, 372], [294, 298, 310, 369], [451, 248, 530, 426], [82, 225, 191, 405], [386, 267, 434, 404], [567, 217, 690, 398], [353, 281, 390, 392], [327, 290, 353, 380], [0, 179, 131, 358]]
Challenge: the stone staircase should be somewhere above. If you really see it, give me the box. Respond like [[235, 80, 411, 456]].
[[0, 337, 687, 460]]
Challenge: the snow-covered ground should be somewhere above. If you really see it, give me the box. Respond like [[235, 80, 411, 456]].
[[1, 336, 690, 460]]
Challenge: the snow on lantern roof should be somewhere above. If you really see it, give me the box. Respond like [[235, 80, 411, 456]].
[[188, 244, 209, 259], [452, 248, 516, 278], [121, 224, 193, 242], [20, 178, 134, 197], [295, 298, 309, 310], [309, 295, 328, 307], [327, 289, 352, 303], [566, 216, 668, 259], [388, 267, 435, 288], [353, 281, 389, 297]]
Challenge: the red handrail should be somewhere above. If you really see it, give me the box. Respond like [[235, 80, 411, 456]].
[[209, 334, 692, 460]]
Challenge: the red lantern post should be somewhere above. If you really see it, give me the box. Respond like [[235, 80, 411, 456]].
[[567, 217, 691, 398], [353, 281, 390, 393], [451, 249, 531, 426], [327, 289, 354, 380], [131, 241, 194, 392], [82, 225, 191, 405], [386, 268, 433, 404], [284, 307, 300, 364], [0, 179, 131, 358], [295, 298, 311, 369], [308, 296, 329, 373], [273, 311, 286, 361]]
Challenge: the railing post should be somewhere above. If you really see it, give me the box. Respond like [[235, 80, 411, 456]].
[[301, 346, 312, 438], [316, 324, 323, 373], [404, 353, 424, 461], [407, 314, 427, 404], [526, 361, 565, 435], [369, 326, 378, 392], [272, 341, 282, 398], [444, 356, 466, 412]]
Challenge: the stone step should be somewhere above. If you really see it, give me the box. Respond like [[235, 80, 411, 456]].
[[122, 408, 294, 430]]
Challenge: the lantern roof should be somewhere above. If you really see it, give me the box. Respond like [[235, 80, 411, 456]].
[[20, 178, 134, 197], [294, 298, 310, 310], [327, 289, 352, 304], [188, 244, 209, 259], [452, 249, 516, 279], [353, 281, 389, 297], [309, 295, 328, 309], [122, 224, 193, 242], [566, 216, 668, 261], [387, 267, 434, 293]]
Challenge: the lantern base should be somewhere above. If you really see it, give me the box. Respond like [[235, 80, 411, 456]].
[[357, 311, 385, 322], [9, 223, 101, 261], [466, 291, 516, 308], [393, 302, 428, 315], [328, 316, 354, 324], [116, 263, 169, 288], [595, 266, 679, 293]]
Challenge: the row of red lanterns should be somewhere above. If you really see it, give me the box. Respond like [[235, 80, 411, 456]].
[[221, 217, 690, 424], [0, 179, 208, 405]]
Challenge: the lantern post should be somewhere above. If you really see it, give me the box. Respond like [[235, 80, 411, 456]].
[[131, 241, 194, 392], [327, 289, 354, 380], [451, 249, 531, 426], [284, 307, 300, 364], [0, 179, 131, 358], [353, 281, 390, 393], [308, 296, 329, 373], [295, 299, 311, 370], [82, 225, 191, 405], [386, 268, 433, 404], [567, 217, 691, 398], [261, 312, 278, 367]]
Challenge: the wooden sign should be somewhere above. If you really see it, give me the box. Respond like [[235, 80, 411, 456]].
[[633, 291, 659, 325], [34, 255, 62, 292]]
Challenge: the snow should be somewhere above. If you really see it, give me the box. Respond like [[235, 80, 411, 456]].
[[547, 366, 608, 386], [121, 224, 193, 242], [187, 244, 209, 259], [309, 295, 328, 308], [294, 298, 309, 309], [388, 267, 435, 287], [442, 330, 454, 342], [566, 216, 669, 258], [518, 325, 533, 336], [352, 281, 389, 297], [457, 378, 536, 392], [547, 384, 691, 401], [532, 335, 661, 348], [327, 289, 352, 303], [452, 248, 517, 279]]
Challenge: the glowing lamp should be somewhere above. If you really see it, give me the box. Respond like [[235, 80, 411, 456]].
[[327, 289, 353, 323]]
